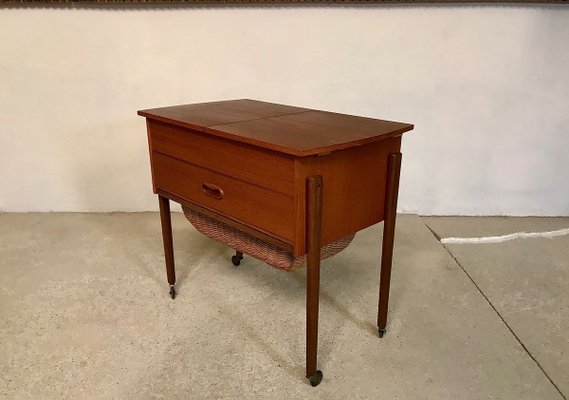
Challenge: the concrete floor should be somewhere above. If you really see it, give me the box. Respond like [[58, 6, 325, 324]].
[[0, 214, 567, 400], [423, 217, 569, 398]]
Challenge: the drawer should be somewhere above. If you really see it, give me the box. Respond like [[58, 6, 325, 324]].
[[152, 152, 295, 242], [147, 120, 295, 195]]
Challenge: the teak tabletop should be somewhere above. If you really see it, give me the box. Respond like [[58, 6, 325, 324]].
[[139, 99, 414, 387], [138, 99, 413, 156]]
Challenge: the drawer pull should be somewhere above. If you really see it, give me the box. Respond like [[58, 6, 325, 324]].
[[202, 182, 224, 200]]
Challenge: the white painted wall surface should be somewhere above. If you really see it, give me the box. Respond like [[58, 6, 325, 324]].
[[1, 6, 568, 215]]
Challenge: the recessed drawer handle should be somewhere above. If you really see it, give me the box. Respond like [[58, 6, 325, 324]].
[[201, 182, 224, 200]]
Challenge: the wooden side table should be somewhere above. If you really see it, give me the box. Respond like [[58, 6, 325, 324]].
[[138, 99, 414, 386]]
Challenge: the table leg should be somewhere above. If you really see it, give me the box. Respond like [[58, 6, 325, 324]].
[[158, 195, 176, 299], [306, 175, 323, 387], [377, 152, 402, 338]]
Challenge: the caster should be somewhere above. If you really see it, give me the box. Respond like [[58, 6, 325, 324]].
[[169, 285, 176, 300], [307, 370, 323, 387], [378, 328, 386, 338], [231, 252, 243, 266]]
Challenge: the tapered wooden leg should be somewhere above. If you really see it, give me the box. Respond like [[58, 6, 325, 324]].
[[377, 152, 402, 338], [306, 176, 323, 387], [158, 195, 176, 299]]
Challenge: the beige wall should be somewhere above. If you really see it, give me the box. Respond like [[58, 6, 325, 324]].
[[1, 6, 568, 215]]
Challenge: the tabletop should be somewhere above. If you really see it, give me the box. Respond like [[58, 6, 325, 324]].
[[138, 99, 413, 157]]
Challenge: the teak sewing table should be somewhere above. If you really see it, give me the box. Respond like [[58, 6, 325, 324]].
[[138, 99, 414, 386]]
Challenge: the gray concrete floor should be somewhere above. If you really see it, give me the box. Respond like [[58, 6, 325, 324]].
[[0, 213, 567, 400], [423, 217, 569, 399]]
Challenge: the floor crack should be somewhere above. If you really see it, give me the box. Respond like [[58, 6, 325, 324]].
[[439, 227, 569, 245], [424, 222, 567, 400]]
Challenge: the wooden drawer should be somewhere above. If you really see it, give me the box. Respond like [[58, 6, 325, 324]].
[[152, 152, 295, 242], [147, 120, 295, 195]]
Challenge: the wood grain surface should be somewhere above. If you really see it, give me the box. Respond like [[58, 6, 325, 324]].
[[152, 152, 295, 242], [148, 119, 295, 195], [139, 99, 306, 133], [139, 99, 413, 157], [293, 136, 402, 256]]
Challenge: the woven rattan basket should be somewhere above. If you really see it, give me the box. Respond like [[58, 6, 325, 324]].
[[182, 206, 354, 271]]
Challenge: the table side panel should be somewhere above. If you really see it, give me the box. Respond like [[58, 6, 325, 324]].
[[146, 119, 157, 194], [294, 136, 402, 256], [152, 152, 295, 243], [148, 120, 295, 195]]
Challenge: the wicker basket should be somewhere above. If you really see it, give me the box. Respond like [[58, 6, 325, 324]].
[[182, 206, 354, 271]]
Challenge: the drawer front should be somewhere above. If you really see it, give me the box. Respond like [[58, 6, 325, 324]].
[[153, 152, 295, 242], [148, 120, 294, 195]]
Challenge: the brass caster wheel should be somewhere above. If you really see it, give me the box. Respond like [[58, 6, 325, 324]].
[[169, 285, 176, 300], [307, 370, 323, 387]]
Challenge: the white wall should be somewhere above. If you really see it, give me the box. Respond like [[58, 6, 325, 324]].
[[1, 5, 568, 215]]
